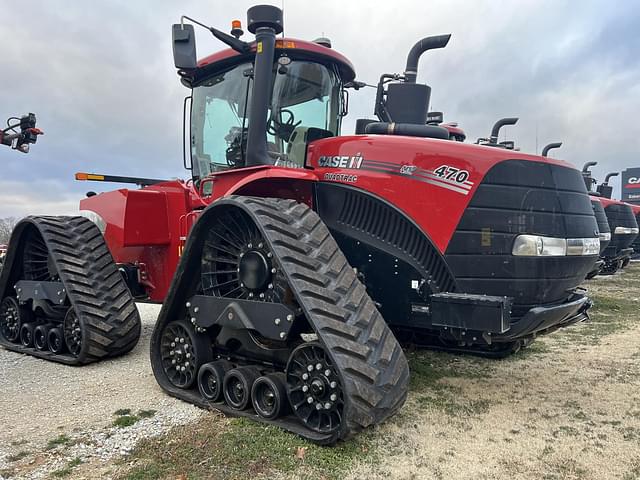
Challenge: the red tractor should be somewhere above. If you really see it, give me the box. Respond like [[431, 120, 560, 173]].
[[1, 6, 601, 443], [582, 163, 639, 274], [631, 204, 640, 257]]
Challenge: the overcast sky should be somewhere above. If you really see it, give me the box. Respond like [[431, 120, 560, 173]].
[[1, 0, 639, 217]]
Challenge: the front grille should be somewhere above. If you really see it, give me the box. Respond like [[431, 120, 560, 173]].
[[633, 213, 640, 253], [445, 159, 598, 306], [604, 203, 638, 251], [591, 199, 610, 254]]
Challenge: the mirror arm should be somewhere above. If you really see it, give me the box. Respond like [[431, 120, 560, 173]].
[[181, 15, 251, 54]]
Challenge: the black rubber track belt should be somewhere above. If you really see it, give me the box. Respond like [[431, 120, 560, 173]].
[[0, 216, 141, 365], [150, 196, 410, 444]]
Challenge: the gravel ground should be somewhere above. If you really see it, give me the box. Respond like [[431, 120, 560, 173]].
[[0, 303, 203, 480], [2, 268, 640, 479]]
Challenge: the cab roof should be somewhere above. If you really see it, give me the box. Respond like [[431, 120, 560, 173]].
[[181, 38, 356, 87]]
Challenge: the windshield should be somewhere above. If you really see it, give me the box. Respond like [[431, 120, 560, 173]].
[[191, 60, 341, 177]]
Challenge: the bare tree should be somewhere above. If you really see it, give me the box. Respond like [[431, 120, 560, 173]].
[[0, 217, 19, 245]]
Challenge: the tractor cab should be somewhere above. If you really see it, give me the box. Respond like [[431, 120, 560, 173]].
[[173, 7, 355, 182], [189, 45, 347, 177]]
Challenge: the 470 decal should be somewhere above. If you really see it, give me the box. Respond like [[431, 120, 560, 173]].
[[433, 165, 470, 184]]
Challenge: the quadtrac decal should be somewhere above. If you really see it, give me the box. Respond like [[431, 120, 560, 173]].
[[316, 155, 474, 194]]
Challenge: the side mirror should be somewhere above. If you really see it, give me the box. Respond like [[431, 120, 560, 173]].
[[340, 89, 349, 117], [172, 24, 197, 70]]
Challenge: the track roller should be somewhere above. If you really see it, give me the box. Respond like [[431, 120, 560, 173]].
[[34, 323, 53, 351], [198, 360, 232, 402], [20, 322, 35, 347], [252, 372, 288, 420], [150, 196, 410, 444], [0, 216, 141, 364], [223, 366, 261, 410], [47, 327, 65, 354]]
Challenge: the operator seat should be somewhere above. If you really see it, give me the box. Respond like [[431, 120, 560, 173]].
[[286, 126, 310, 167], [284, 126, 334, 168]]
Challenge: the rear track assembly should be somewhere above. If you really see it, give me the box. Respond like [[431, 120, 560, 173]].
[[0, 216, 141, 364]]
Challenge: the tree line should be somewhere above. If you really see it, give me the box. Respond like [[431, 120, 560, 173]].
[[0, 217, 19, 245]]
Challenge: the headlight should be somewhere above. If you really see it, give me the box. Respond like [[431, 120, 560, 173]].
[[566, 238, 600, 256], [78, 210, 107, 234], [599, 232, 611, 242], [512, 235, 566, 256], [512, 235, 599, 256], [614, 226, 639, 235]]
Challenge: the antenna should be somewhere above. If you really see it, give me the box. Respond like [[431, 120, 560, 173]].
[[281, 0, 285, 37]]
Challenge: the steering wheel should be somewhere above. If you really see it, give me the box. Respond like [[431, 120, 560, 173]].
[[267, 109, 301, 141]]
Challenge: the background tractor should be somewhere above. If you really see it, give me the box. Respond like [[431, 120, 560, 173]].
[[0, 5, 601, 443], [582, 163, 639, 275]]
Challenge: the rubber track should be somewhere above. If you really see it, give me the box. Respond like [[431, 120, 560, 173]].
[[240, 197, 410, 439], [0, 216, 141, 365], [151, 196, 410, 443]]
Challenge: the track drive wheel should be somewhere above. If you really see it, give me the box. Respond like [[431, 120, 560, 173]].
[[223, 366, 261, 410], [0, 296, 29, 343], [252, 372, 288, 420], [160, 320, 211, 389], [63, 308, 84, 357], [286, 343, 344, 434], [198, 360, 232, 402]]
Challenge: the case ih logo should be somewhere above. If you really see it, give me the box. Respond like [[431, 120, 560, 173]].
[[318, 154, 364, 169], [622, 168, 640, 203], [626, 177, 640, 188]]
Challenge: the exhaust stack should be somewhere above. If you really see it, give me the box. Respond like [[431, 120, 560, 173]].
[[604, 172, 619, 185], [489, 117, 518, 144], [244, 5, 283, 167], [403, 34, 451, 83], [597, 172, 618, 199], [542, 142, 562, 157], [581, 162, 597, 192]]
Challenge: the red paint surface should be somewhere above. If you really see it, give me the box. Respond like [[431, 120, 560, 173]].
[[81, 134, 577, 301]]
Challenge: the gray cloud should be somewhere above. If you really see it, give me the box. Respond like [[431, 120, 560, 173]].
[[1, 0, 638, 215]]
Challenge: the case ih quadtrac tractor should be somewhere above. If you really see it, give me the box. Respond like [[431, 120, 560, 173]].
[[542, 145, 609, 279], [631, 204, 640, 257], [582, 163, 638, 275], [1, 6, 601, 443]]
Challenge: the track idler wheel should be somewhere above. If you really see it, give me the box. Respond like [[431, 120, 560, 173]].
[[160, 320, 211, 389], [0, 296, 28, 343], [47, 327, 65, 354], [20, 322, 36, 347], [198, 360, 232, 402], [252, 372, 289, 420], [63, 308, 83, 357], [286, 343, 344, 434], [223, 366, 261, 410], [34, 324, 53, 351]]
